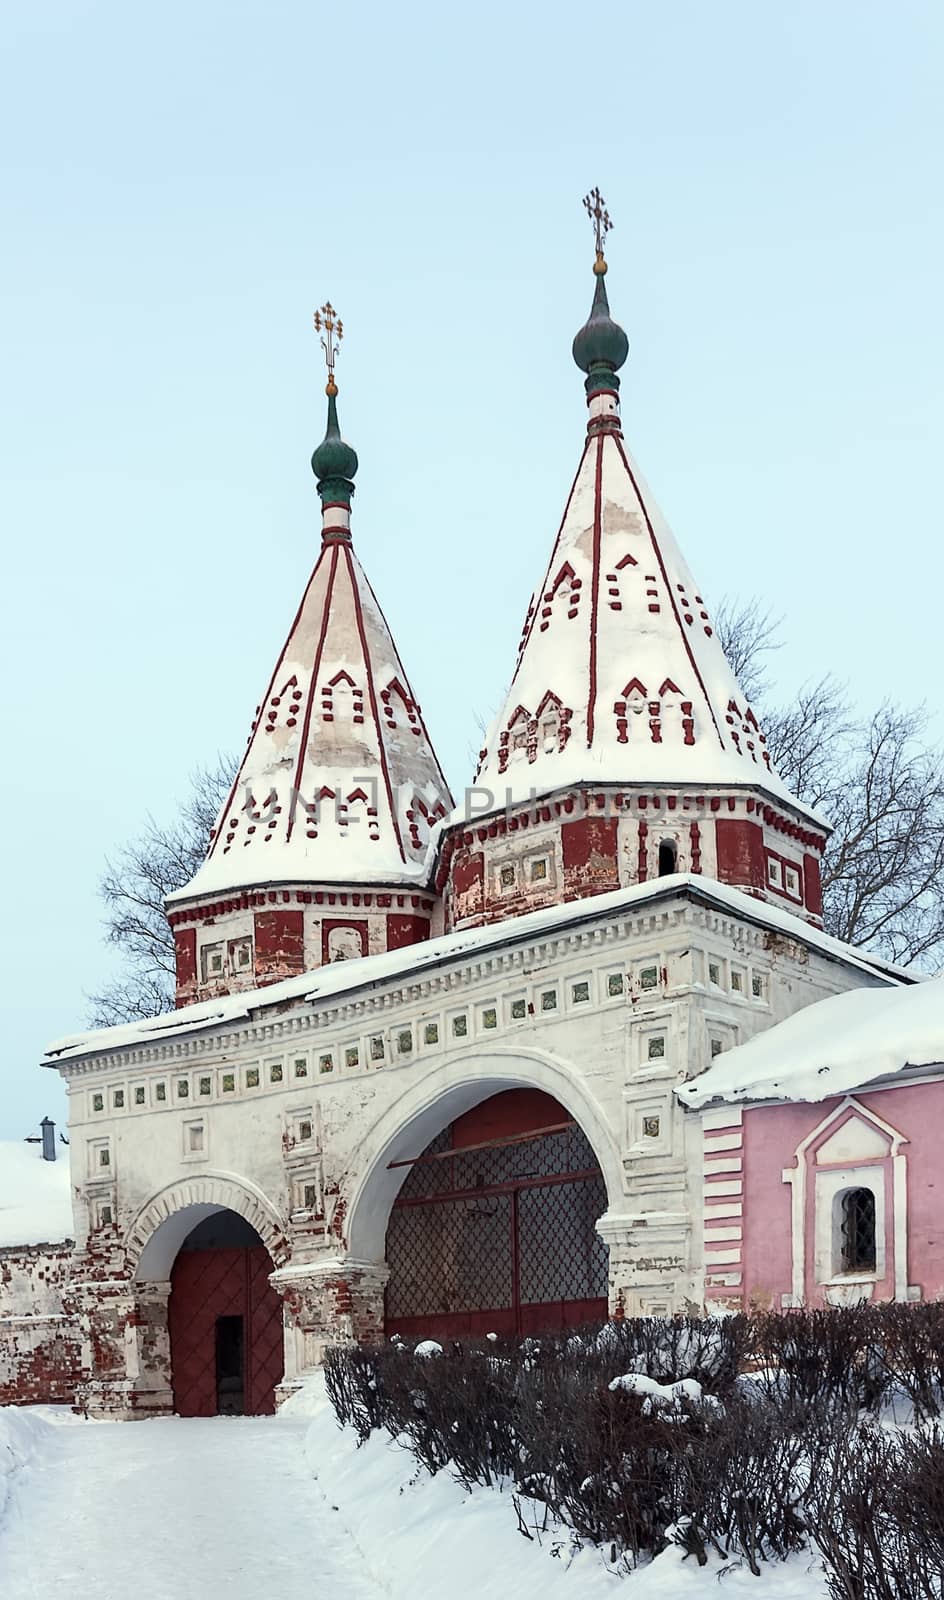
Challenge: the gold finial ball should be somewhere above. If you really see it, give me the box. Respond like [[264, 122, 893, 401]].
[[593, 254, 608, 276], [325, 378, 338, 397]]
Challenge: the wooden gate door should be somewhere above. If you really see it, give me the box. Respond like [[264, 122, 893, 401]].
[[169, 1244, 283, 1416]]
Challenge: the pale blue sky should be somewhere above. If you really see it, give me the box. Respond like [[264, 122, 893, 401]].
[[2, 1, 942, 1137]]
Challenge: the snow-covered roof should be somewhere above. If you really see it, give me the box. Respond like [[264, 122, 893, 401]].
[[45, 874, 906, 1067], [169, 527, 452, 906], [465, 382, 824, 831], [0, 1143, 73, 1249], [679, 976, 942, 1109]]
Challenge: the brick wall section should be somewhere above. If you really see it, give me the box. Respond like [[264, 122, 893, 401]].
[[450, 848, 484, 923], [803, 852, 823, 919], [714, 817, 766, 895], [174, 927, 198, 1008], [386, 913, 431, 951], [0, 1243, 82, 1406], [561, 816, 620, 900], [254, 909, 305, 985]]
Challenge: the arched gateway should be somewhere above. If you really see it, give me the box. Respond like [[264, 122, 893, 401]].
[[384, 1088, 609, 1338], [128, 1176, 288, 1416]]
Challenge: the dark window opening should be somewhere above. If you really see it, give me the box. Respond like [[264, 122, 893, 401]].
[[215, 1315, 245, 1414], [840, 1188, 876, 1273], [658, 840, 678, 877]]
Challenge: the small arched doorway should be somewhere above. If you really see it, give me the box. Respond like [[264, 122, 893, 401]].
[[167, 1210, 283, 1416], [384, 1089, 608, 1339]]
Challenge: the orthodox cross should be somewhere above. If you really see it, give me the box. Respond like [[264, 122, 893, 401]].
[[313, 301, 343, 392], [582, 187, 613, 261]]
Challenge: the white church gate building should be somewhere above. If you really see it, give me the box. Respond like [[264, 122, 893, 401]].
[[42, 201, 899, 1416]]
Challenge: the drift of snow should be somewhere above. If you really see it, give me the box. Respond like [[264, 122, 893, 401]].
[[0, 1143, 73, 1248], [300, 1376, 827, 1597], [679, 975, 944, 1108], [413, 1339, 444, 1358]]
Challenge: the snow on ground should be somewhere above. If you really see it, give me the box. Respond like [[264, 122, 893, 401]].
[[680, 974, 944, 1108], [0, 1407, 379, 1600], [0, 1144, 72, 1247], [0, 1387, 829, 1598]]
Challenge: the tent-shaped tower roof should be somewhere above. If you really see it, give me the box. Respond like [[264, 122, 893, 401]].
[[170, 305, 451, 908]]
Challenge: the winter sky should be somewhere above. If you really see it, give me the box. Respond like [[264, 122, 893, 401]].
[[1, 2, 942, 1137]]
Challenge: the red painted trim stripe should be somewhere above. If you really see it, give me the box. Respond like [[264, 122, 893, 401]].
[[344, 544, 408, 865], [614, 435, 727, 751], [208, 544, 333, 861], [586, 433, 604, 745], [286, 542, 340, 843], [503, 437, 592, 704]]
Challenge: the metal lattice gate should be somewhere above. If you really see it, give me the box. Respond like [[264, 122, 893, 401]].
[[384, 1121, 608, 1339]]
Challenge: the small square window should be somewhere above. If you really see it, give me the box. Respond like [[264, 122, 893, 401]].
[[92, 1093, 104, 1113], [201, 942, 225, 980], [751, 974, 765, 1000], [345, 1046, 359, 1070], [452, 1015, 468, 1038], [270, 1062, 284, 1083], [643, 1116, 661, 1139], [499, 864, 516, 889], [731, 971, 743, 993], [710, 1038, 723, 1059], [155, 1082, 167, 1103], [222, 1073, 235, 1093], [708, 962, 721, 986], [294, 1058, 308, 1079], [100, 1204, 113, 1226], [303, 1183, 318, 1210], [319, 1054, 334, 1075], [298, 1120, 313, 1142], [767, 857, 782, 887], [370, 1036, 385, 1061], [511, 998, 527, 1021], [424, 1023, 439, 1046], [648, 1036, 665, 1060], [397, 1030, 413, 1054], [530, 857, 548, 882], [784, 865, 800, 896], [177, 1079, 189, 1099], [639, 966, 658, 991], [134, 1086, 145, 1106], [113, 1089, 125, 1109], [607, 974, 625, 997], [188, 1124, 204, 1153], [99, 1146, 110, 1167], [572, 981, 590, 1004], [540, 990, 557, 1012], [199, 1076, 212, 1097], [246, 1067, 260, 1088]]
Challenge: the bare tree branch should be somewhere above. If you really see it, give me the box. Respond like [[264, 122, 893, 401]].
[[86, 755, 234, 1026]]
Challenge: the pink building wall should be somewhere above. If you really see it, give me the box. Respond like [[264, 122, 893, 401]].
[[700, 1077, 944, 1311]]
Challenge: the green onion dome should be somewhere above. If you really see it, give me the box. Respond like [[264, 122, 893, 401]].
[[311, 387, 359, 492], [572, 262, 629, 386]]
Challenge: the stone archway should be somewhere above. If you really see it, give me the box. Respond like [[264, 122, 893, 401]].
[[344, 1048, 623, 1266], [123, 1174, 290, 1417]]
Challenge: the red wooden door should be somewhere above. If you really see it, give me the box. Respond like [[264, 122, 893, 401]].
[[168, 1244, 283, 1416]]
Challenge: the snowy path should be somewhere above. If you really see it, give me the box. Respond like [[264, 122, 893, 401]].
[[0, 1414, 382, 1600]]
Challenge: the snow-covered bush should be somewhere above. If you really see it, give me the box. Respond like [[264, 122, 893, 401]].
[[324, 1305, 944, 1590]]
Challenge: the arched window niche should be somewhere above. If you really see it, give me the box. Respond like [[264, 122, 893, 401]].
[[834, 1185, 877, 1275]]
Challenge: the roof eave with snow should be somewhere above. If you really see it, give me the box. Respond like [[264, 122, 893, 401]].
[[44, 874, 909, 1069]]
